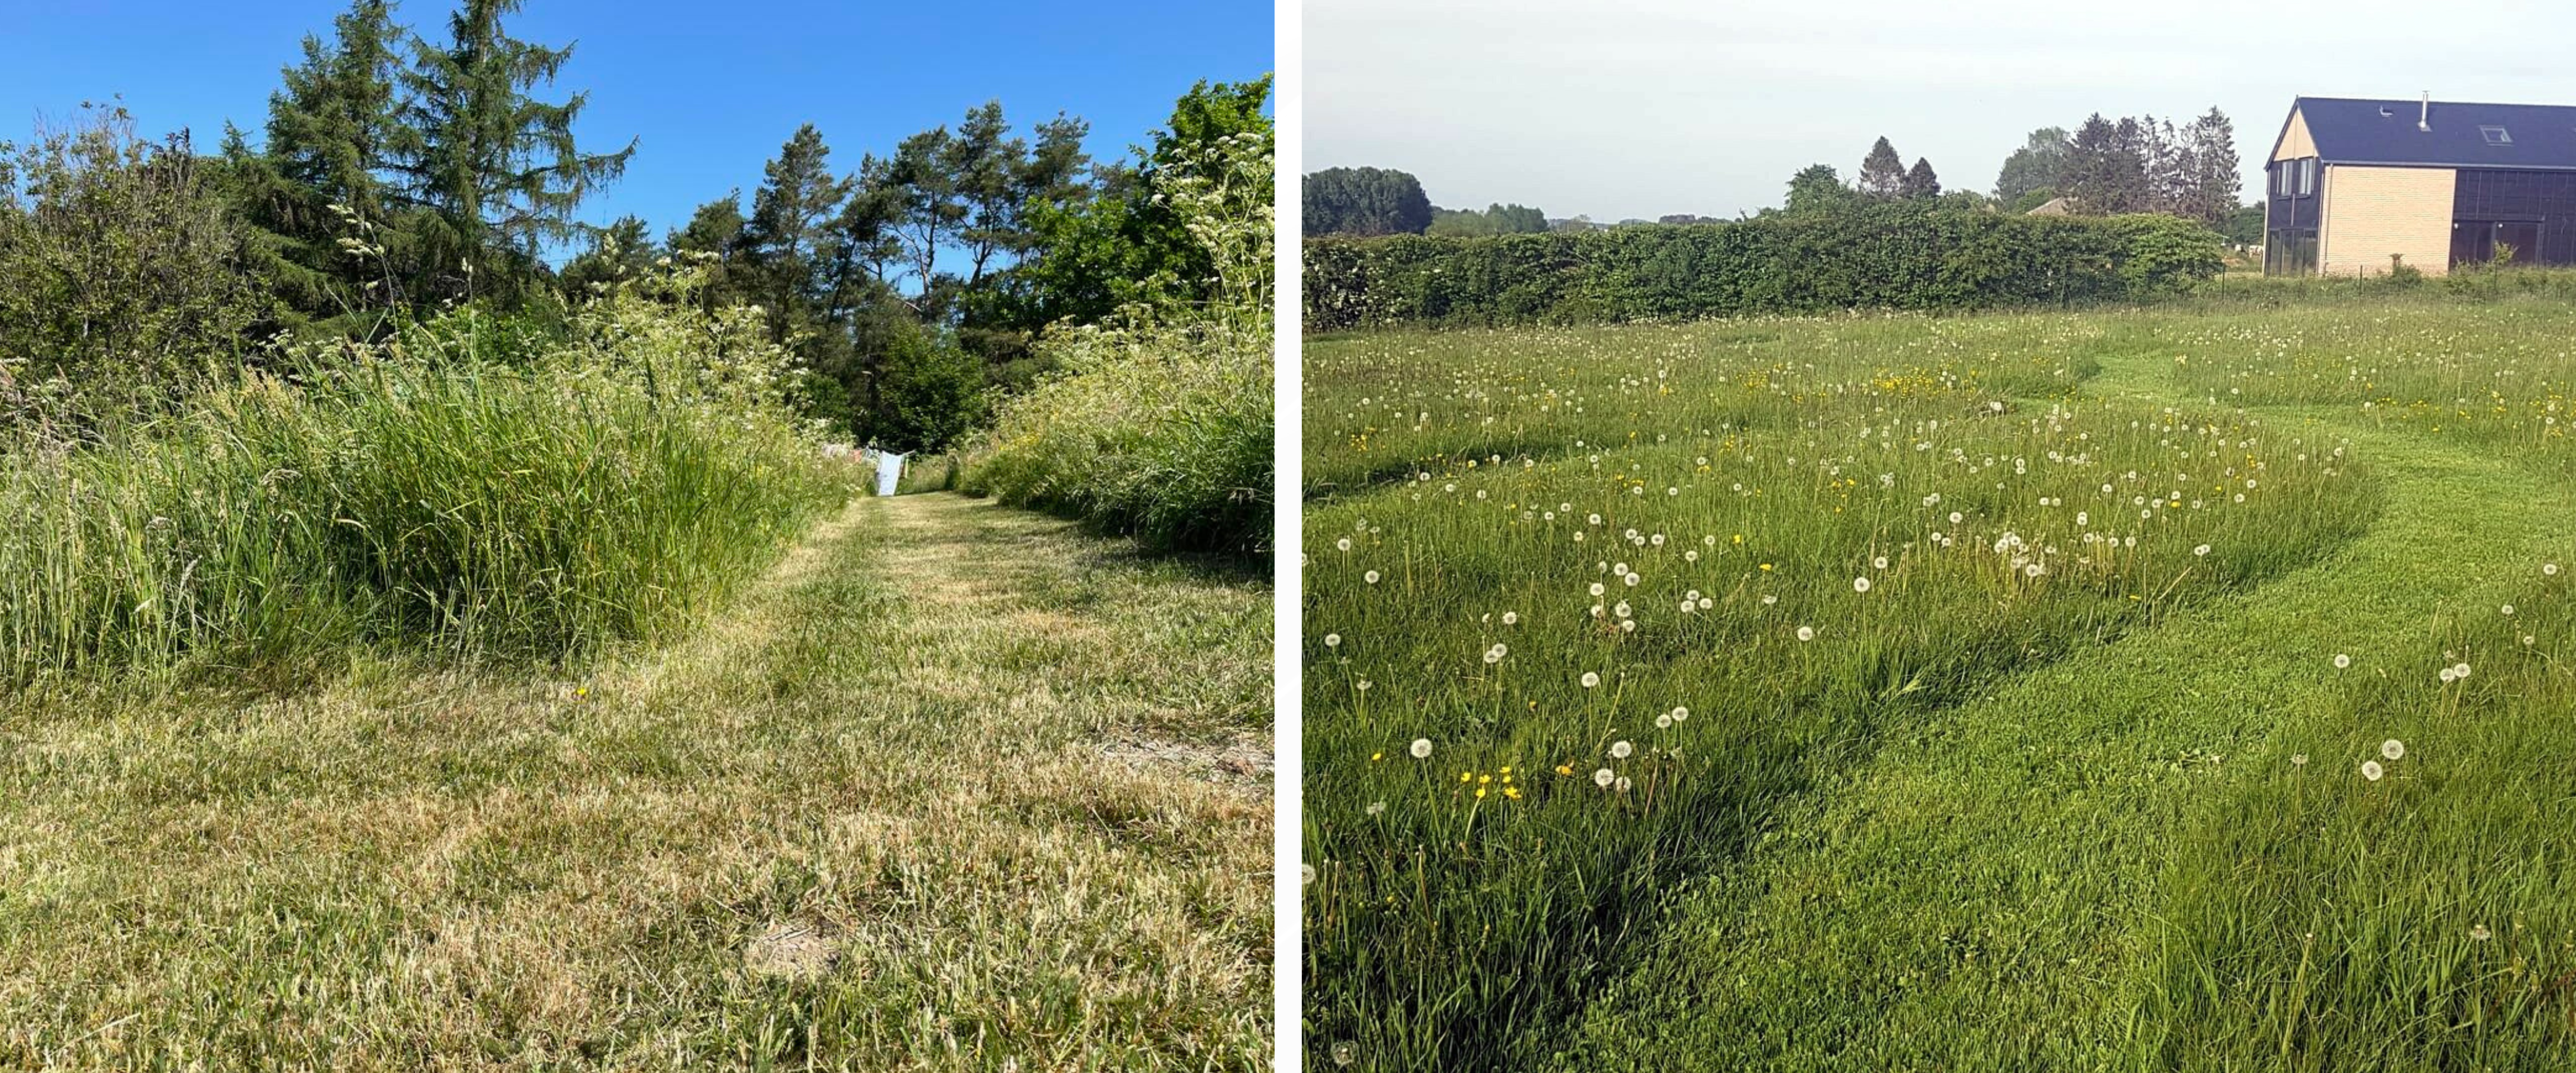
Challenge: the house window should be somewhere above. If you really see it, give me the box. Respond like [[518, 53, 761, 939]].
[[2299, 158, 2315, 196], [2482, 126, 2512, 145]]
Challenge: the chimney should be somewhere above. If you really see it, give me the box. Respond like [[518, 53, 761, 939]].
[[2420, 91, 2431, 132]]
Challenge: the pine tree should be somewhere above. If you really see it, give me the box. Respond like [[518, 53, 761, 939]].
[[1858, 136, 1907, 199], [2182, 108, 2241, 224], [1901, 157, 1941, 199], [739, 124, 851, 341], [2143, 115, 2191, 215], [388, 0, 635, 301], [2065, 114, 2151, 214]]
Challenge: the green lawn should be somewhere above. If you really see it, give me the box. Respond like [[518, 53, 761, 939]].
[[1, 493, 1273, 1071], [1303, 294, 2576, 1070]]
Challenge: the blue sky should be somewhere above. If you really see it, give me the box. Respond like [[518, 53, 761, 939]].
[[1, 0, 1272, 241]]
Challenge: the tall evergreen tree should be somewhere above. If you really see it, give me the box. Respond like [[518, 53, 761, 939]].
[[2065, 113, 2149, 214], [221, 0, 406, 322], [1901, 157, 1941, 199], [2181, 108, 2242, 224], [268, 0, 401, 219], [886, 126, 962, 309], [2143, 115, 2190, 215], [1857, 136, 1907, 199], [388, 0, 635, 301], [738, 123, 851, 341]]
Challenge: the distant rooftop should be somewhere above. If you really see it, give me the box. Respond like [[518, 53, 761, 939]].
[[2289, 96, 2576, 171]]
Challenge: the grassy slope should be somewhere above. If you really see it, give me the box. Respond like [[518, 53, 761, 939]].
[[1574, 333, 2576, 1069], [0, 493, 1272, 1071]]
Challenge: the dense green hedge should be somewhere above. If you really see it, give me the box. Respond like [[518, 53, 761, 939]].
[[1303, 206, 2225, 330]]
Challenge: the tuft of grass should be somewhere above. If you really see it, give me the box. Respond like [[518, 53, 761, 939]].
[[0, 291, 848, 687], [960, 320, 1272, 559]]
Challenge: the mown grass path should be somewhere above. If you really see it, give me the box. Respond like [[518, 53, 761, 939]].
[[1578, 344, 2576, 1070], [0, 492, 1272, 1071]]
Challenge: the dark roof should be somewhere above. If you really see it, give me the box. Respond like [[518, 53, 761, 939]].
[[2290, 96, 2576, 171]]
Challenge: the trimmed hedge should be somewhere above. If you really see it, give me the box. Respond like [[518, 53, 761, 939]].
[[1303, 205, 2225, 330]]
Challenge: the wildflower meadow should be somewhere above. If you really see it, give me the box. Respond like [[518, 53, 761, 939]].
[[1302, 281, 2576, 1070]]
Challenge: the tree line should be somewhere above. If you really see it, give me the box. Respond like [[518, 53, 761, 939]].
[[1991, 110, 2242, 223], [1304, 167, 1551, 237], [1307, 105, 2251, 241], [0, 0, 1270, 454]]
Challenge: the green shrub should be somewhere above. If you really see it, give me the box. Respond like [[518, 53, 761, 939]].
[[958, 320, 1270, 557], [1303, 205, 2227, 330], [0, 108, 268, 422], [865, 326, 987, 454], [0, 265, 847, 687]]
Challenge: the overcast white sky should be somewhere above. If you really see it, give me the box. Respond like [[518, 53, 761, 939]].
[[1306, 0, 2576, 221]]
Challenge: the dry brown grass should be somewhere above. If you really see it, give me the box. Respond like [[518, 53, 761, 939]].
[[0, 492, 1272, 1071]]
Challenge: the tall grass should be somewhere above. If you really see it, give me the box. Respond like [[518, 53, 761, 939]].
[[1301, 314, 2380, 1069], [961, 320, 1272, 557], [0, 284, 846, 687]]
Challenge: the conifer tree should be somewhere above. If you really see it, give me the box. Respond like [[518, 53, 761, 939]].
[[1858, 136, 1907, 199], [389, 0, 634, 301]]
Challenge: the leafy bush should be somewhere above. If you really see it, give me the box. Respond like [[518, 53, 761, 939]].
[[0, 109, 269, 421], [0, 265, 847, 687], [1303, 205, 2227, 330], [866, 326, 988, 454]]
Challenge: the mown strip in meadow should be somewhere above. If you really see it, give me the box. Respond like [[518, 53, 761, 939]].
[[1300, 315, 2379, 1069], [1559, 294, 2576, 1070]]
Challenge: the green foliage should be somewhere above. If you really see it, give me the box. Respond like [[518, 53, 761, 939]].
[[0, 110, 268, 421], [866, 325, 987, 454], [0, 261, 843, 686], [2221, 201, 2266, 245], [2007, 186, 2061, 213], [1858, 136, 1907, 198], [389, 0, 635, 304], [1429, 203, 1550, 237], [2105, 212, 2229, 294], [1992, 126, 2071, 203], [1782, 164, 1857, 215], [1302, 205, 2231, 331], [1304, 165, 1433, 236], [962, 80, 1275, 559], [959, 321, 1270, 556]]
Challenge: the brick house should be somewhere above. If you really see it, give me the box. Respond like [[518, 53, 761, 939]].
[[2266, 95, 2576, 276]]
